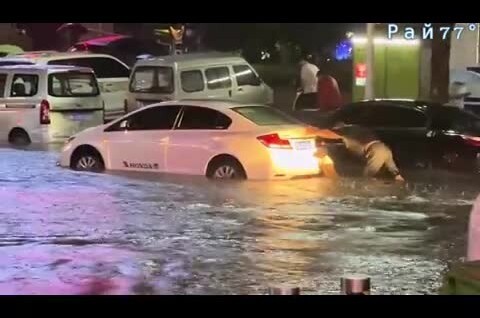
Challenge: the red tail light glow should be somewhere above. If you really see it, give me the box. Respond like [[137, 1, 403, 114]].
[[257, 133, 292, 149], [40, 100, 50, 125], [462, 135, 480, 147]]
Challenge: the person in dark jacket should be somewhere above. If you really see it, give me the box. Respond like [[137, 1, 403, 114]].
[[333, 122, 405, 181]]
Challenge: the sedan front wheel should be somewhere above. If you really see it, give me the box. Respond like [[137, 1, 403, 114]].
[[71, 150, 105, 173]]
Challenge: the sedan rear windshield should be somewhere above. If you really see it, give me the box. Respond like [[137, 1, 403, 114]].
[[130, 66, 174, 94], [48, 72, 100, 97], [233, 106, 301, 126]]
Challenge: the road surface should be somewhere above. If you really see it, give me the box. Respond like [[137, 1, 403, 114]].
[[0, 147, 476, 294]]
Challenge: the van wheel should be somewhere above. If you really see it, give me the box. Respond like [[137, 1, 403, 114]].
[[207, 157, 246, 180], [9, 129, 31, 146], [71, 148, 105, 172]]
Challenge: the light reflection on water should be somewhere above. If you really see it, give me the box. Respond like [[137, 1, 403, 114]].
[[0, 148, 476, 294]]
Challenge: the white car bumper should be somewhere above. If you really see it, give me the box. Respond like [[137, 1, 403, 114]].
[[244, 149, 320, 180], [58, 141, 76, 168], [29, 127, 67, 144]]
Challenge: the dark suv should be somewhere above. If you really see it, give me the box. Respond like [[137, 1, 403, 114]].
[[69, 35, 169, 67], [329, 99, 480, 173]]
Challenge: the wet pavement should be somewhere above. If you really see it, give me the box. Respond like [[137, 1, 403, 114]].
[[0, 147, 477, 294]]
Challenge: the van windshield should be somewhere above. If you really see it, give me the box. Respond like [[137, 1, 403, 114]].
[[129, 66, 174, 94], [48, 72, 100, 97]]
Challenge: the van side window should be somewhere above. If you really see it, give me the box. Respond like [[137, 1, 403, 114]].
[[10, 74, 38, 97], [205, 67, 232, 90], [181, 70, 204, 93], [233, 65, 261, 86], [0, 74, 6, 97], [48, 57, 130, 79], [130, 66, 174, 94]]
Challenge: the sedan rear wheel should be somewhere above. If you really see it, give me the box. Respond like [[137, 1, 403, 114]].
[[207, 158, 246, 180], [213, 165, 237, 179]]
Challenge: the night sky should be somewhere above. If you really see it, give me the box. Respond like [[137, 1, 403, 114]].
[[201, 23, 362, 52], [18, 23, 363, 53]]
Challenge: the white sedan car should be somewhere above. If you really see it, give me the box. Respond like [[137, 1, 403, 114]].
[[58, 100, 321, 180]]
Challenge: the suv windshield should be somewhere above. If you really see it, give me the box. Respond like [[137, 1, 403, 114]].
[[48, 72, 100, 97], [430, 107, 480, 132], [129, 66, 174, 94], [233, 106, 301, 126]]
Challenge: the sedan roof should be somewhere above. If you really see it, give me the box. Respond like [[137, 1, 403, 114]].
[[142, 99, 266, 112], [0, 64, 93, 72]]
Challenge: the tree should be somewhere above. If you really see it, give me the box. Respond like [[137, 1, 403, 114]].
[[430, 23, 454, 103], [17, 23, 63, 50]]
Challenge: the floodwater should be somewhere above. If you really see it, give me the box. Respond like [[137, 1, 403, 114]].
[[0, 147, 477, 295]]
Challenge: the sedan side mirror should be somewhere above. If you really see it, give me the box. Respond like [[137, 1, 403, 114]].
[[253, 77, 262, 86]]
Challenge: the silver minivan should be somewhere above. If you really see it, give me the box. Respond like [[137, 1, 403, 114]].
[[0, 65, 104, 145], [126, 52, 273, 112], [1, 51, 130, 122]]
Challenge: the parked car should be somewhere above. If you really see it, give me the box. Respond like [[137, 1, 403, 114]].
[[58, 100, 321, 180], [0, 64, 104, 145], [0, 51, 130, 123], [329, 99, 480, 173], [68, 35, 170, 67], [291, 92, 335, 127], [126, 52, 274, 113]]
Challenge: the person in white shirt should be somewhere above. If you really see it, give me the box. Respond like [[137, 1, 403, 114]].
[[297, 54, 319, 94], [448, 82, 471, 109]]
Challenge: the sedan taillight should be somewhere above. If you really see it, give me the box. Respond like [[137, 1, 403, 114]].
[[257, 133, 292, 149], [462, 135, 480, 147]]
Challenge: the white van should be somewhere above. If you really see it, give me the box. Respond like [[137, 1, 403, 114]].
[[0, 65, 104, 145], [126, 52, 273, 112], [0, 51, 130, 122]]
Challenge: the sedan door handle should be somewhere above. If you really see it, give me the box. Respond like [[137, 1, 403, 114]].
[[238, 87, 244, 92]]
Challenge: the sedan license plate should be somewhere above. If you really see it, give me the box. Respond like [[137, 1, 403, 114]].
[[69, 113, 93, 122], [293, 140, 314, 150]]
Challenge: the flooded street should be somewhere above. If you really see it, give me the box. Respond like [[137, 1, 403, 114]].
[[0, 147, 477, 295]]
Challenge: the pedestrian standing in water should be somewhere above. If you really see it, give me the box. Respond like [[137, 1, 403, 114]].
[[316, 69, 343, 113], [332, 121, 405, 181]]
